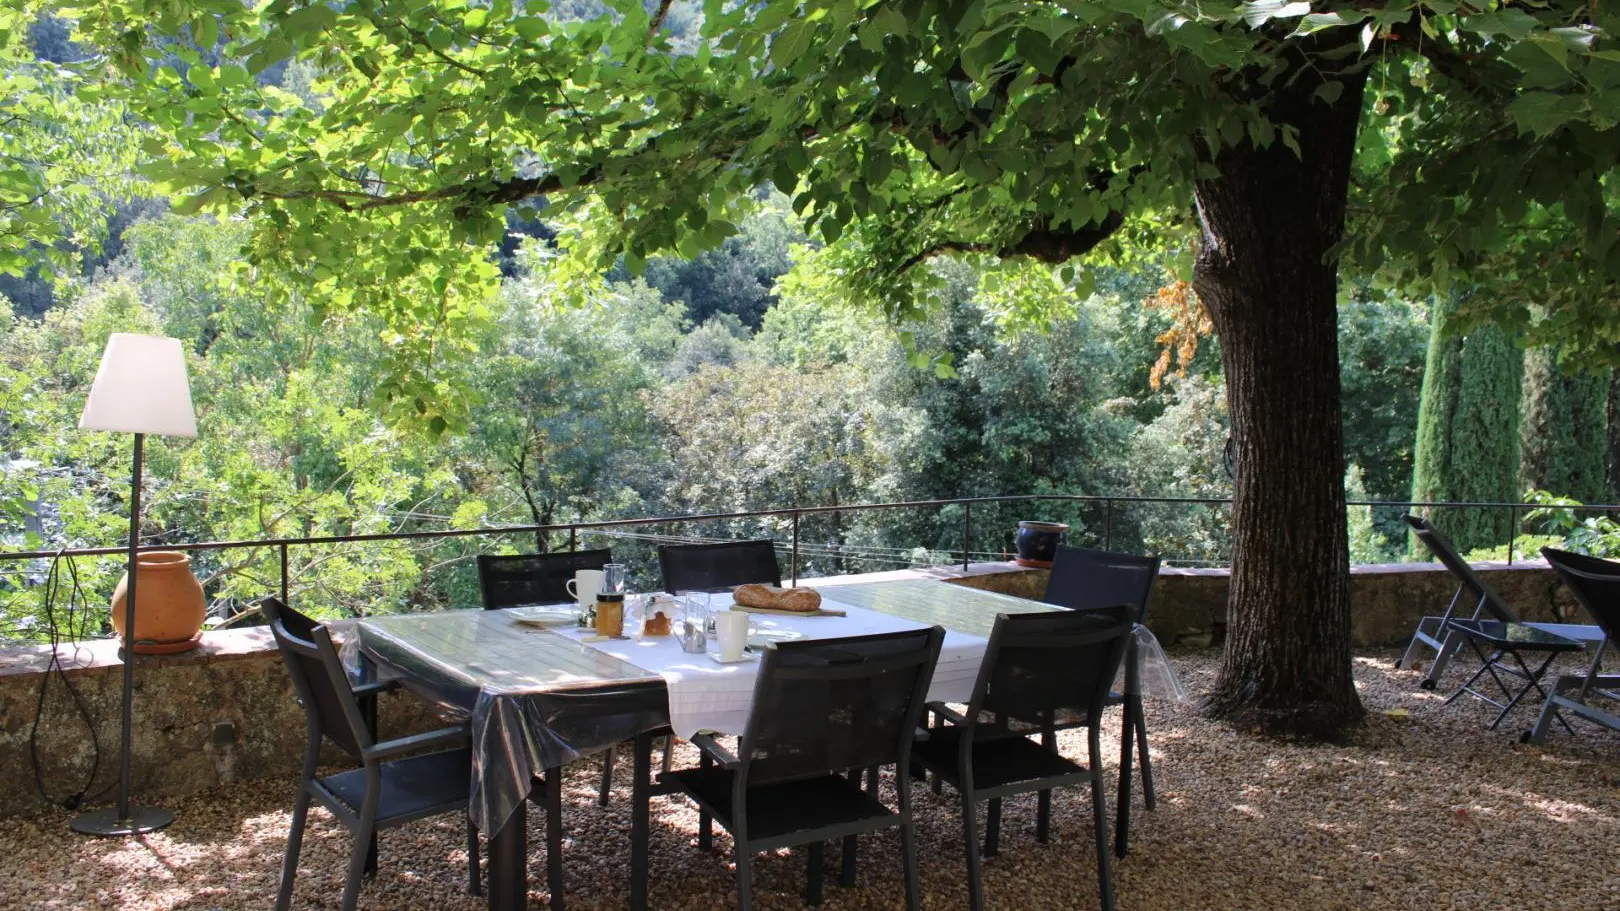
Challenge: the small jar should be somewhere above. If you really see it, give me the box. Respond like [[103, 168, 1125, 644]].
[[594, 592, 626, 638]]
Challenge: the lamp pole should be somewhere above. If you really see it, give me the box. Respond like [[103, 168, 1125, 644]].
[[70, 435, 174, 836]]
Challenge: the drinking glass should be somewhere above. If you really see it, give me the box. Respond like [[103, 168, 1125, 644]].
[[602, 563, 628, 595], [677, 593, 710, 654]]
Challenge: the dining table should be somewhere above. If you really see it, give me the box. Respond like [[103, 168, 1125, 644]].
[[350, 577, 1173, 911]]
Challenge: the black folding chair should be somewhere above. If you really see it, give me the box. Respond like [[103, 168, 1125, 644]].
[[477, 549, 655, 807], [661, 627, 944, 911], [1525, 548, 1620, 743], [1399, 514, 1604, 688], [912, 606, 1134, 911], [262, 597, 481, 911], [477, 549, 612, 609], [1042, 545, 1160, 854], [659, 539, 782, 593]]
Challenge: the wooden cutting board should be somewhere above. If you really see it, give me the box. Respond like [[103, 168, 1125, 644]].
[[730, 604, 847, 618]]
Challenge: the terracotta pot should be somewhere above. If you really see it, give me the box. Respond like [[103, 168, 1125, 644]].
[[111, 550, 207, 655], [1014, 521, 1069, 568]]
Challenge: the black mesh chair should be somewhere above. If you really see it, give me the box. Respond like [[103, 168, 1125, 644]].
[[1400, 515, 1603, 688], [661, 627, 944, 911], [911, 606, 1134, 911], [659, 539, 782, 593], [477, 548, 612, 609], [478, 548, 645, 806], [1526, 548, 1620, 743], [1042, 545, 1161, 850], [262, 596, 480, 911]]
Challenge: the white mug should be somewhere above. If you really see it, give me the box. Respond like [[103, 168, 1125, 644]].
[[715, 611, 751, 662], [565, 569, 604, 608]]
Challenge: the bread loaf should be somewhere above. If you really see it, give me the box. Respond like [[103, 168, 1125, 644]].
[[733, 584, 823, 613]]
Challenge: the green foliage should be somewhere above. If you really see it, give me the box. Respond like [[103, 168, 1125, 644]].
[[1410, 294, 1524, 554], [1338, 290, 1429, 502], [1119, 375, 1232, 566], [1519, 347, 1608, 503], [0, 6, 136, 280], [1523, 489, 1620, 558], [47, 0, 1616, 422]]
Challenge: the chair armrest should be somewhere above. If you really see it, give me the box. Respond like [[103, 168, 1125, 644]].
[[925, 702, 968, 725], [364, 725, 470, 762], [690, 732, 741, 768], [351, 679, 400, 699]]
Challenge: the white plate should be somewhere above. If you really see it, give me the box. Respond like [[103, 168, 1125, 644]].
[[747, 629, 806, 647], [507, 605, 578, 626], [708, 651, 758, 665]]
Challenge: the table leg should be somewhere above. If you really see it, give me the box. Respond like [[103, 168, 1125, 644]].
[[1489, 651, 1562, 731], [632, 732, 652, 911], [487, 807, 528, 911]]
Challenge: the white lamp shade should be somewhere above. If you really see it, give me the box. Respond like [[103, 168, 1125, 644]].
[[79, 333, 198, 437]]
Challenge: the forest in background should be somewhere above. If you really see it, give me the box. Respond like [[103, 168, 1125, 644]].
[[4, 7, 1620, 641]]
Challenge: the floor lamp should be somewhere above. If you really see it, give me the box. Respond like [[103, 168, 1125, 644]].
[[71, 333, 197, 837]]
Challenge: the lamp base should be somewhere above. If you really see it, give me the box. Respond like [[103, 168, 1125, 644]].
[[70, 805, 174, 837]]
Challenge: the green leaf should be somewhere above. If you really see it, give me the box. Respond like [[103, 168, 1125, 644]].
[[772, 21, 813, 69]]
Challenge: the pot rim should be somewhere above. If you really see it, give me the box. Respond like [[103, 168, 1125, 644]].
[[135, 550, 192, 567], [1017, 521, 1070, 532]]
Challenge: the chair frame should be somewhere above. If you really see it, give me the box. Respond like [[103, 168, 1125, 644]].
[[912, 606, 1134, 911], [1041, 544, 1161, 855], [476, 548, 613, 610], [265, 598, 478, 911], [658, 539, 782, 593], [1399, 514, 1603, 688], [663, 627, 944, 911], [1525, 548, 1620, 744]]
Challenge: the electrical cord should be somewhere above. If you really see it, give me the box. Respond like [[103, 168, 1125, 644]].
[[28, 551, 112, 810]]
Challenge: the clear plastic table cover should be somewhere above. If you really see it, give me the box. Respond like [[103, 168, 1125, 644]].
[[346, 611, 668, 834], [816, 578, 1189, 700]]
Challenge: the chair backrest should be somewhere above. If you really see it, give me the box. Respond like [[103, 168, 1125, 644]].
[[260, 596, 372, 760], [966, 606, 1134, 732], [477, 548, 613, 609], [1541, 548, 1620, 639], [738, 627, 943, 787], [1402, 514, 1520, 622], [659, 539, 781, 593], [1043, 545, 1161, 623]]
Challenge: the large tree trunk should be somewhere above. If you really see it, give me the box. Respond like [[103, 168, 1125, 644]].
[[1195, 46, 1368, 737]]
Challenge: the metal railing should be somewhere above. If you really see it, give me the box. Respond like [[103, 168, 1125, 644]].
[[5, 494, 1619, 612]]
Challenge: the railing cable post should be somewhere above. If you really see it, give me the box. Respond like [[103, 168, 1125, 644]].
[[569, 525, 577, 553], [1104, 499, 1114, 552], [1507, 506, 1516, 565], [279, 542, 290, 605], [791, 510, 800, 587], [962, 502, 972, 571]]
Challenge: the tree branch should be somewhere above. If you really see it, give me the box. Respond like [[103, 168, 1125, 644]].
[[647, 0, 674, 47], [897, 209, 1128, 274]]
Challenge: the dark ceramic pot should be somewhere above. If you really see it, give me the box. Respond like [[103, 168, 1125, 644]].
[[1014, 521, 1069, 568]]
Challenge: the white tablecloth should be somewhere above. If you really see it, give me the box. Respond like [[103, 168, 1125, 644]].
[[555, 597, 985, 739]]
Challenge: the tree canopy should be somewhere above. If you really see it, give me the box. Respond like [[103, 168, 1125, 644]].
[[72, 2, 1616, 414], [43, 0, 1620, 736]]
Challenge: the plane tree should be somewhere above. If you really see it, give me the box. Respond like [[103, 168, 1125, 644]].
[[80, 0, 1620, 736]]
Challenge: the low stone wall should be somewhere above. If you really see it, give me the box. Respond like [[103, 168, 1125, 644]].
[[0, 627, 442, 819], [948, 559, 1578, 648], [0, 558, 1576, 817]]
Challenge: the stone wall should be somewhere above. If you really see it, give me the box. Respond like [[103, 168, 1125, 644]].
[[0, 559, 1578, 817], [0, 626, 443, 818]]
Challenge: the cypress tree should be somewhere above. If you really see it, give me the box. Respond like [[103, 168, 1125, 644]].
[[1609, 368, 1620, 502], [1410, 298, 1463, 515], [1519, 347, 1608, 503], [1410, 296, 1524, 554]]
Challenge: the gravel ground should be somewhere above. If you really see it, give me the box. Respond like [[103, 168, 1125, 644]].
[[3, 649, 1617, 911]]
